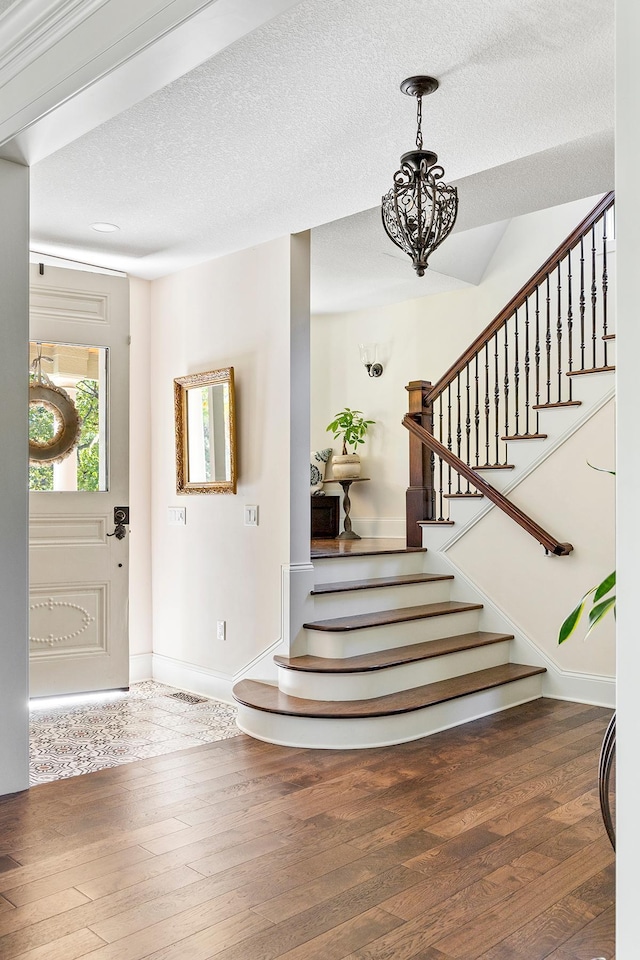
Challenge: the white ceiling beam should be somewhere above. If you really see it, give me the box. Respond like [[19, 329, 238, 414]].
[[0, 0, 303, 164]]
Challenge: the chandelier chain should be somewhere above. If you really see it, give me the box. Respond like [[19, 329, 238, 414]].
[[416, 96, 423, 150]]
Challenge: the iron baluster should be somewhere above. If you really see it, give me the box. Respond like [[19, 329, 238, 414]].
[[534, 286, 541, 434], [602, 212, 609, 367], [545, 273, 552, 404], [556, 261, 563, 402], [524, 298, 530, 436], [566, 247, 573, 400], [465, 366, 471, 491], [503, 320, 510, 440], [429, 451, 436, 521], [447, 384, 453, 496], [591, 224, 597, 368], [474, 353, 480, 467], [514, 307, 520, 436], [579, 233, 586, 370], [484, 342, 490, 465], [494, 331, 500, 464], [456, 374, 462, 493], [438, 397, 444, 520]]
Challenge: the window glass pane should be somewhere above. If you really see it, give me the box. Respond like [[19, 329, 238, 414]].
[[29, 342, 108, 492]]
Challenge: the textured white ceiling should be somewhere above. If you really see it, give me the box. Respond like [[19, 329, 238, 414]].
[[28, 0, 614, 309]]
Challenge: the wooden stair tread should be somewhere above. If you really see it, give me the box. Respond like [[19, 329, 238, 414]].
[[311, 573, 453, 596], [443, 493, 484, 499], [501, 433, 548, 440], [420, 520, 455, 525], [275, 631, 515, 673], [566, 365, 615, 376], [532, 400, 582, 409], [602, 334, 616, 341], [233, 664, 546, 719], [303, 600, 483, 632], [311, 540, 427, 559], [472, 464, 515, 470]]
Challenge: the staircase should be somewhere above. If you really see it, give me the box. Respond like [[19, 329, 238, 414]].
[[234, 542, 546, 748], [233, 192, 615, 749]]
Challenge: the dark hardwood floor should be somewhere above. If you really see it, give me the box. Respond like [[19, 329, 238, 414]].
[[0, 699, 614, 959]]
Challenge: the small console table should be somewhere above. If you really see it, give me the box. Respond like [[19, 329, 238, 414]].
[[325, 478, 369, 540]]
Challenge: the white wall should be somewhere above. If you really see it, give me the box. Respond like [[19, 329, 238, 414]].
[[615, 0, 639, 952], [0, 159, 29, 796], [129, 277, 153, 677], [146, 236, 307, 696], [448, 399, 615, 681], [311, 195, 604, 537]]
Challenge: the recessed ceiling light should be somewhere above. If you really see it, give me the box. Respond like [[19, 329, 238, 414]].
[[91, 222, 120, 233]]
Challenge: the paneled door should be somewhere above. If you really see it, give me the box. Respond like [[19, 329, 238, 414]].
[[29, 264, 130, 697]]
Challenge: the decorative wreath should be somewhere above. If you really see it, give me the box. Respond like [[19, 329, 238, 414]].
[[29, 380, 82, 464]]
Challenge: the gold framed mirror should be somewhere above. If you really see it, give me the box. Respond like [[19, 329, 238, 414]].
[[174, 367, 237, 494]]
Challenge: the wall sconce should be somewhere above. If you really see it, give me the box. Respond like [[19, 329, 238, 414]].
[[359, 343, 383, 378]]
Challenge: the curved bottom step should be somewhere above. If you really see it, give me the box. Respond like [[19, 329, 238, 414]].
[[233, 664, 546, 750]]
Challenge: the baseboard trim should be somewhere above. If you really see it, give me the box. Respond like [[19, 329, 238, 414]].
[[129, 653, 152, 683], [151, 653, 234, 704]]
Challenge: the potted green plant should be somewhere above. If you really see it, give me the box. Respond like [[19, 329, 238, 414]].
[[326, 408, 375, 479]]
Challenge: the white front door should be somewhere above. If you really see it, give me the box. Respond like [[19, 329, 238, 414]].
[[28, 264, 130, 697]]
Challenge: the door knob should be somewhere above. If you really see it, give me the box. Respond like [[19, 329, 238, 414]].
[[107, 506, 129, 540]]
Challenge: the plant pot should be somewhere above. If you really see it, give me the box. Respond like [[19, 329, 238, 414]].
[[331, 454, 361, 479]]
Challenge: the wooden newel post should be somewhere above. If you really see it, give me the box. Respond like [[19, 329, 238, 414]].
[[405, 380, 434, 547]]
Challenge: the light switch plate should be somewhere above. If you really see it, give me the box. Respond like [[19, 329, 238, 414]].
[[244, 505, 259, 526], [168, 506, 186, 525]]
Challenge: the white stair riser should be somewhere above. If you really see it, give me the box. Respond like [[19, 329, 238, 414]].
[[236, 674, 543, 749], [443, 499, 487, 527], [304, 609, 481, 658], [311, 580, 451, 618], [312, 551, 427, 584], [278, 641, 511, 701]]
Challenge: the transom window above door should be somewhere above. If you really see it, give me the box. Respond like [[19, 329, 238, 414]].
[[29, 341, 108, 493]]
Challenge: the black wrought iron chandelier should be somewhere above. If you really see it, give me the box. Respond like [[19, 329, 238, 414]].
[[382, 76, 458, 277]]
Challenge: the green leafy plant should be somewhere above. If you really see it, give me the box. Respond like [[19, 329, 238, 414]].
[[559, 464, 615, 644], [559, 570, 616, 643], [326, 408, 375, 455]]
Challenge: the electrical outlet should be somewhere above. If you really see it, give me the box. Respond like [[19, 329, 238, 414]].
[[217, 620, 226, 642], [168, 506, 186, 525], [244, 505, 259, 526]]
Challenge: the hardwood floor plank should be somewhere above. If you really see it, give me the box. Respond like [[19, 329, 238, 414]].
[[431, 837, 614, 957], [544, 904, 615, 960], [0, 866, 202, 955], [267, 906, 402, 960], [0, 888, 90, 937], [88, 906, 272, 960], [0, 817, 188, 877], [0, 699, 613, 960], [78, 832, 290, 901], [3, 846, 155, 907], [194, 866, 423, 960], [475, 893, 600, 960], [6, 926, 105, 960]]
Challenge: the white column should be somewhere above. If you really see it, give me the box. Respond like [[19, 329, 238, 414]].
[[616, 0, 640, 954], [287, 230, 315, 658], [0, 158, 29, 796]]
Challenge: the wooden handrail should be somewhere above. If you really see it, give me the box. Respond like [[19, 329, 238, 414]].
[[426, 191, 615, 404], [402, 414, 573, 556]]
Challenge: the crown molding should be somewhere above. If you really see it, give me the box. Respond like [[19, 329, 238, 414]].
[[0, 0, 109, 86], [0, 0, 304, 164]]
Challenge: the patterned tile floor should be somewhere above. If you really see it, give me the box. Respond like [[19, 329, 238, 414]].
[[29, 680, 241, 786]]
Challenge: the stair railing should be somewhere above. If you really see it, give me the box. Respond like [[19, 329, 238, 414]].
[[404, 191, 614, 546], [403, 415, 573, 555]]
